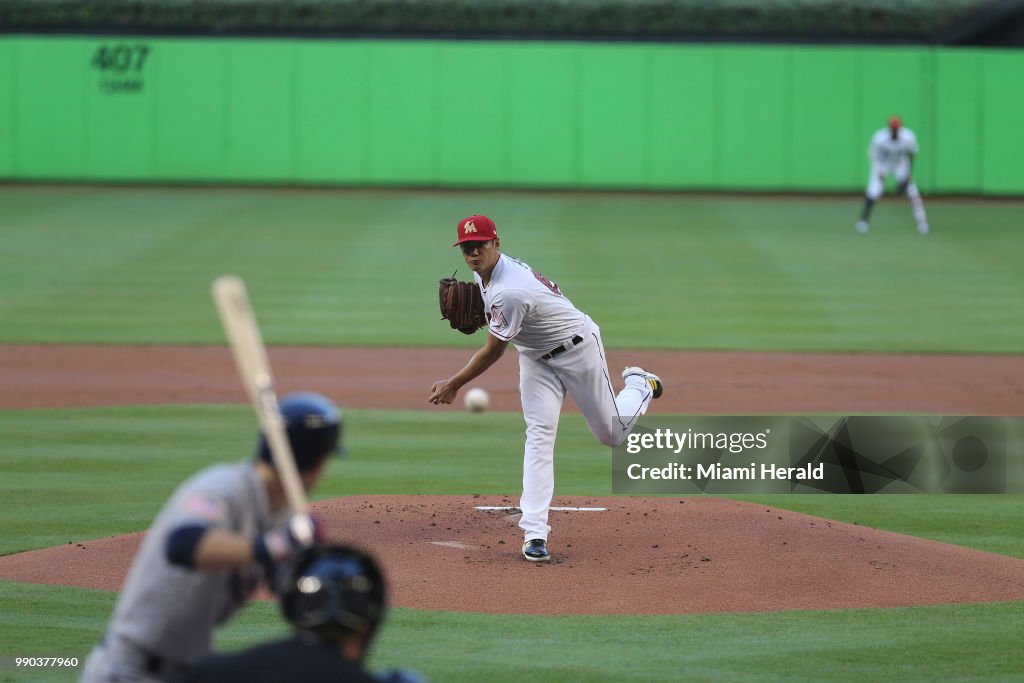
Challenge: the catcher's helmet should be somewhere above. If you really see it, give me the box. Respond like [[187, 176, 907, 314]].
[[280, 545, 386, 638], [256, 391, 342, 472]]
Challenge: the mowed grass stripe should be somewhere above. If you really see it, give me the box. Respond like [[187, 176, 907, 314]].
[[1, 581, 1022, 683], [1, 188, 1022, 350]]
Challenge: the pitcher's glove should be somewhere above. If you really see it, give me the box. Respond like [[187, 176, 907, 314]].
[[439, 272, 485, 335]]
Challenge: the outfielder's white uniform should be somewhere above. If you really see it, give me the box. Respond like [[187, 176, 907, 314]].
[[857, 124, 929, 234], [475, 253, 654, 541], [866, 126, 918, 200]]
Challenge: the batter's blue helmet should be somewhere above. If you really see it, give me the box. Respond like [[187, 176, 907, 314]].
[[256, 391, 342, 472], [280, 545, 386, 638]]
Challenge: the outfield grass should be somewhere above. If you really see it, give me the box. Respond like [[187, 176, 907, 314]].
[[2, 186, 1022, 682], [1, 187, 1022, 352], [2, 581, 1023, 683]]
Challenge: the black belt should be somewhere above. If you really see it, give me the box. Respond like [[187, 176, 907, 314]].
[[540, 335, 584, 360], [101, 632, 184, 678]]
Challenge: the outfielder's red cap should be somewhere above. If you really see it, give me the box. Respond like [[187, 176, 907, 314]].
[[888, 115, 902, 130], [454, 215, 498, 246]]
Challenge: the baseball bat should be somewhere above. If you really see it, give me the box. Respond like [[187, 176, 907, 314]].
[[212, 275, 309, 518]]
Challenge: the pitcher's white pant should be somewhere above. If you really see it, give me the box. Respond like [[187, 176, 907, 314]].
[[517, 318, 653, 541]]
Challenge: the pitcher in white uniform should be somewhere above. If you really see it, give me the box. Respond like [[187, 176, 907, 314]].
[[856, 115, 930, 235], [428, 215, 663, 562]]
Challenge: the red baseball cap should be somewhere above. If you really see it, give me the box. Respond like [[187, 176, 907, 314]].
[[888, 115, 902, 130], [454, 215, 498, 246]]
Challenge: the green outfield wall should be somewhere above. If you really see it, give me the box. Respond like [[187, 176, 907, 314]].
[[1, 37, 1022, 194]]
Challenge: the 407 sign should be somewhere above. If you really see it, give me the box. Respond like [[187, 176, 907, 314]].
[[90, 44, 150, 94]]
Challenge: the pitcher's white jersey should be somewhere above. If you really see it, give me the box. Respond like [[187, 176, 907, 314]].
[[870, 127, 918, 174], [474, 254, 586, 357], [469, 251, 655, 543]]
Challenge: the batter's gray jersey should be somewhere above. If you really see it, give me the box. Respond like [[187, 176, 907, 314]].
[[105, 461, 279, 664]]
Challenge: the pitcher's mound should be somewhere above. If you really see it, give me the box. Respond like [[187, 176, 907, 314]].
[[3, 496, 1023, 615]]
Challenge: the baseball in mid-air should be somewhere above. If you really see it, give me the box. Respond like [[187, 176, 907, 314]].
[[464, 387, 490, 413]]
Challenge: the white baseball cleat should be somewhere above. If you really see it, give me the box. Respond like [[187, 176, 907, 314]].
[[855, 221, 869, 234], [918, 223, 930, 235], [622, 367, 663, 399]]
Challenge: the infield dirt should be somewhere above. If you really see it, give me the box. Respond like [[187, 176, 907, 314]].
[[1, 344, 1022, 615], [2, 495, 1024, 614]]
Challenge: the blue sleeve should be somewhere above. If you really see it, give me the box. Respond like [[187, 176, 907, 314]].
[[165, 524, 211, 568]]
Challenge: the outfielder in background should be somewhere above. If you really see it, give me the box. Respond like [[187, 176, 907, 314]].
[[429, 215, 663, 563], [178, 544, 424, 683], [856, 115, 930, 235], [81, 392, 343, 683]]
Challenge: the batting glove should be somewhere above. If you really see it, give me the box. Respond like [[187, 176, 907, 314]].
[[253, 513, 325, 576]]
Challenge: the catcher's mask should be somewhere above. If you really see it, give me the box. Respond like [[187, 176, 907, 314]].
[[280, 545, 387, 639], [256, 391, 343, 472]]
